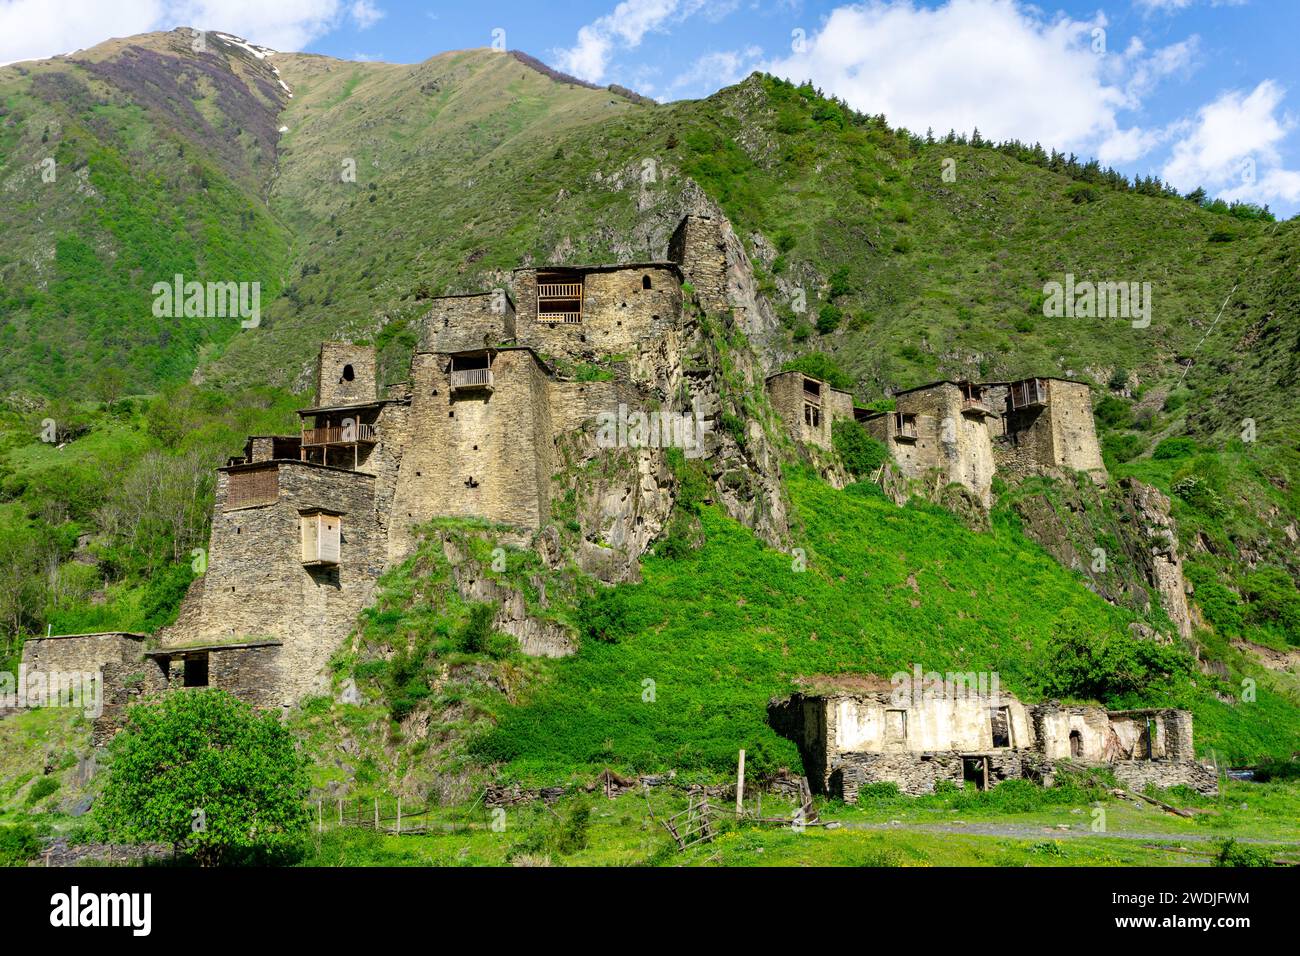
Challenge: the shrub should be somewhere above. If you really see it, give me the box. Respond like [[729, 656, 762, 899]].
[[780, 353, 854, 391], [1094, 396, 1133, 429], [1102, 433, 1147, 464], [1153, 437, 1197, 460], [98, 690, 311, 865], [25, 776, 59, 806], [1039, 609, 1193, 701], [0, 823, 43, 867], [1241, 568, 1300, 641], [1214, 838, 1273, 867], [833, 420, 889, 479], [456, 603, 496, 654], [1067, 183, 1101, 204], [816, 303, 842, 334]]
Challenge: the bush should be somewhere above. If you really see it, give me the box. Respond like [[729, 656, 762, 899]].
[[1153, 437, 1197, 460], [1214, 838, 1273, 867], [0, 823, 43, 867], [1039, 609, 1193, 701], [98, 690, 311, 865], [833, 420, 889, 479], [1095, 396, 1133, 429], [780, 353, 854, 391], [456, 603, 496, 654], [1103, 433, 1147, 464], [1241, 568, 1300, 641], [816, 303, 842, 334], [25, 776, 59, 806]]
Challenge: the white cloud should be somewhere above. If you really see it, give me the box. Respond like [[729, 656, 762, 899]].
[[554, 0, 731, 84], [0, 0, 357, 64], [0, 0, 164, 64], [1162, 80, 1300, 206], [668, 45, 763, 96], [349, 0, 384, 30], [762, 0, 1159, 157]]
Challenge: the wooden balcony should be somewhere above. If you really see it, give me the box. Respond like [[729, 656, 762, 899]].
[[538, 282, 583, 299], [962, 396, 994, 418], [301, 423, 378, 447], [450, 368, 494, 392], [537, 311, 582, 324], [894, 413, 918, 442], [1010, 379, 1048, 411]]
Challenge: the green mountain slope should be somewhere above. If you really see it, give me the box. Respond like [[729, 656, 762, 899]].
[[0, 34, 1296, 793]]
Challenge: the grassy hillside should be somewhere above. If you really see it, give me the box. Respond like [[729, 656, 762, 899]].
[[326, 475, 1297, 794], [0, 31, 293, 397]]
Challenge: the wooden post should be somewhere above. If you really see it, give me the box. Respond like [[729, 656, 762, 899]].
[[397, 797, 402, 835], [317, 799, 322, 833], [735, 749, 746, 816], [374, 797, 378, 830], [338, 798, 343, 826]]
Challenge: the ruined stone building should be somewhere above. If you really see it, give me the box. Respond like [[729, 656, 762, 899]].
[[764, 371, 857, 451], [25, 215, 756, 738], [768, 374, 1105, 504], [770, 677, 1216, 802]]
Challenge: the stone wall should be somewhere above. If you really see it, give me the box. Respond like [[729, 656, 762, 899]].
[[1112, 759, 1218, 795], [1048, 380, 1106, 474], [165, 461, 382, 707], [831, 749, 1027, 799], [388, 349, 555, 558], [668, 214, 728, 315], [315, 342, 377, 408], [19, 632, 146, 678], [1031, 703, 1113, 761], [765, 371, 855, 451], [513, 265, 681, 364], [418, 293, 515, 353]]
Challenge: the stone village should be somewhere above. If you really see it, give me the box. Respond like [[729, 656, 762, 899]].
[[13, 214, 1215, 798]]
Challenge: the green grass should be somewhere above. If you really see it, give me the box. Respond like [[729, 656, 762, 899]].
[[458, 477, 1296, 784]]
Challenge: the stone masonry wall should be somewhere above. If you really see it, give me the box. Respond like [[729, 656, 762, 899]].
[[513, 265, 681, 365], [168, 462, 382, 706], [20, 633, 146, 678], [315, 342, 377, 408], [418, 293, 515, 353], [388, 349, 554, 559], [1048, 380, 1106, 474]]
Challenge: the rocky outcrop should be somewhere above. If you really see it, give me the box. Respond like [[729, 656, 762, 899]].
[[1114, 478, 1195, 640]]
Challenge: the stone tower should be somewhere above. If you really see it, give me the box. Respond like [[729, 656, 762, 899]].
[[315, 342, 377, 408], [669, 215, 728, 314]]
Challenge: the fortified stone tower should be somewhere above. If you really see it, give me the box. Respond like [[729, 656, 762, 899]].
[[315, 342, 377, 408], [669, 214, 728, 314]]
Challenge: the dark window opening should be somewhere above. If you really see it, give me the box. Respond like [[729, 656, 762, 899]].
[[962, 757, 990, 790], [990, 707, 1011, 748], [184, 654, 209, 688], [642, 275, 652, 290], [804, 403, 821, 428], [1069, 730, 1083, 758], [342, 364, 355, 382]]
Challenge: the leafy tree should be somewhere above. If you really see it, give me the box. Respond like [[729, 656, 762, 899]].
[[98, 690, 311, 865], [1039, 609, 1192, 702], [833, 420, 889, 479]]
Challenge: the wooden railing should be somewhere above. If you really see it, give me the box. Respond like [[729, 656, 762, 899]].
[[1010, 379, 1047, 410], [895, 413, 918, 439], [538, 282, 583, 299], [536, 311, 582, 324], [450, 368, 494, 389], [301, 423, 378, 446]]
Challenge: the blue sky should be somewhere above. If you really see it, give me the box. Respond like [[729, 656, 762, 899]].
[[4, 1, 1299, 215]]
